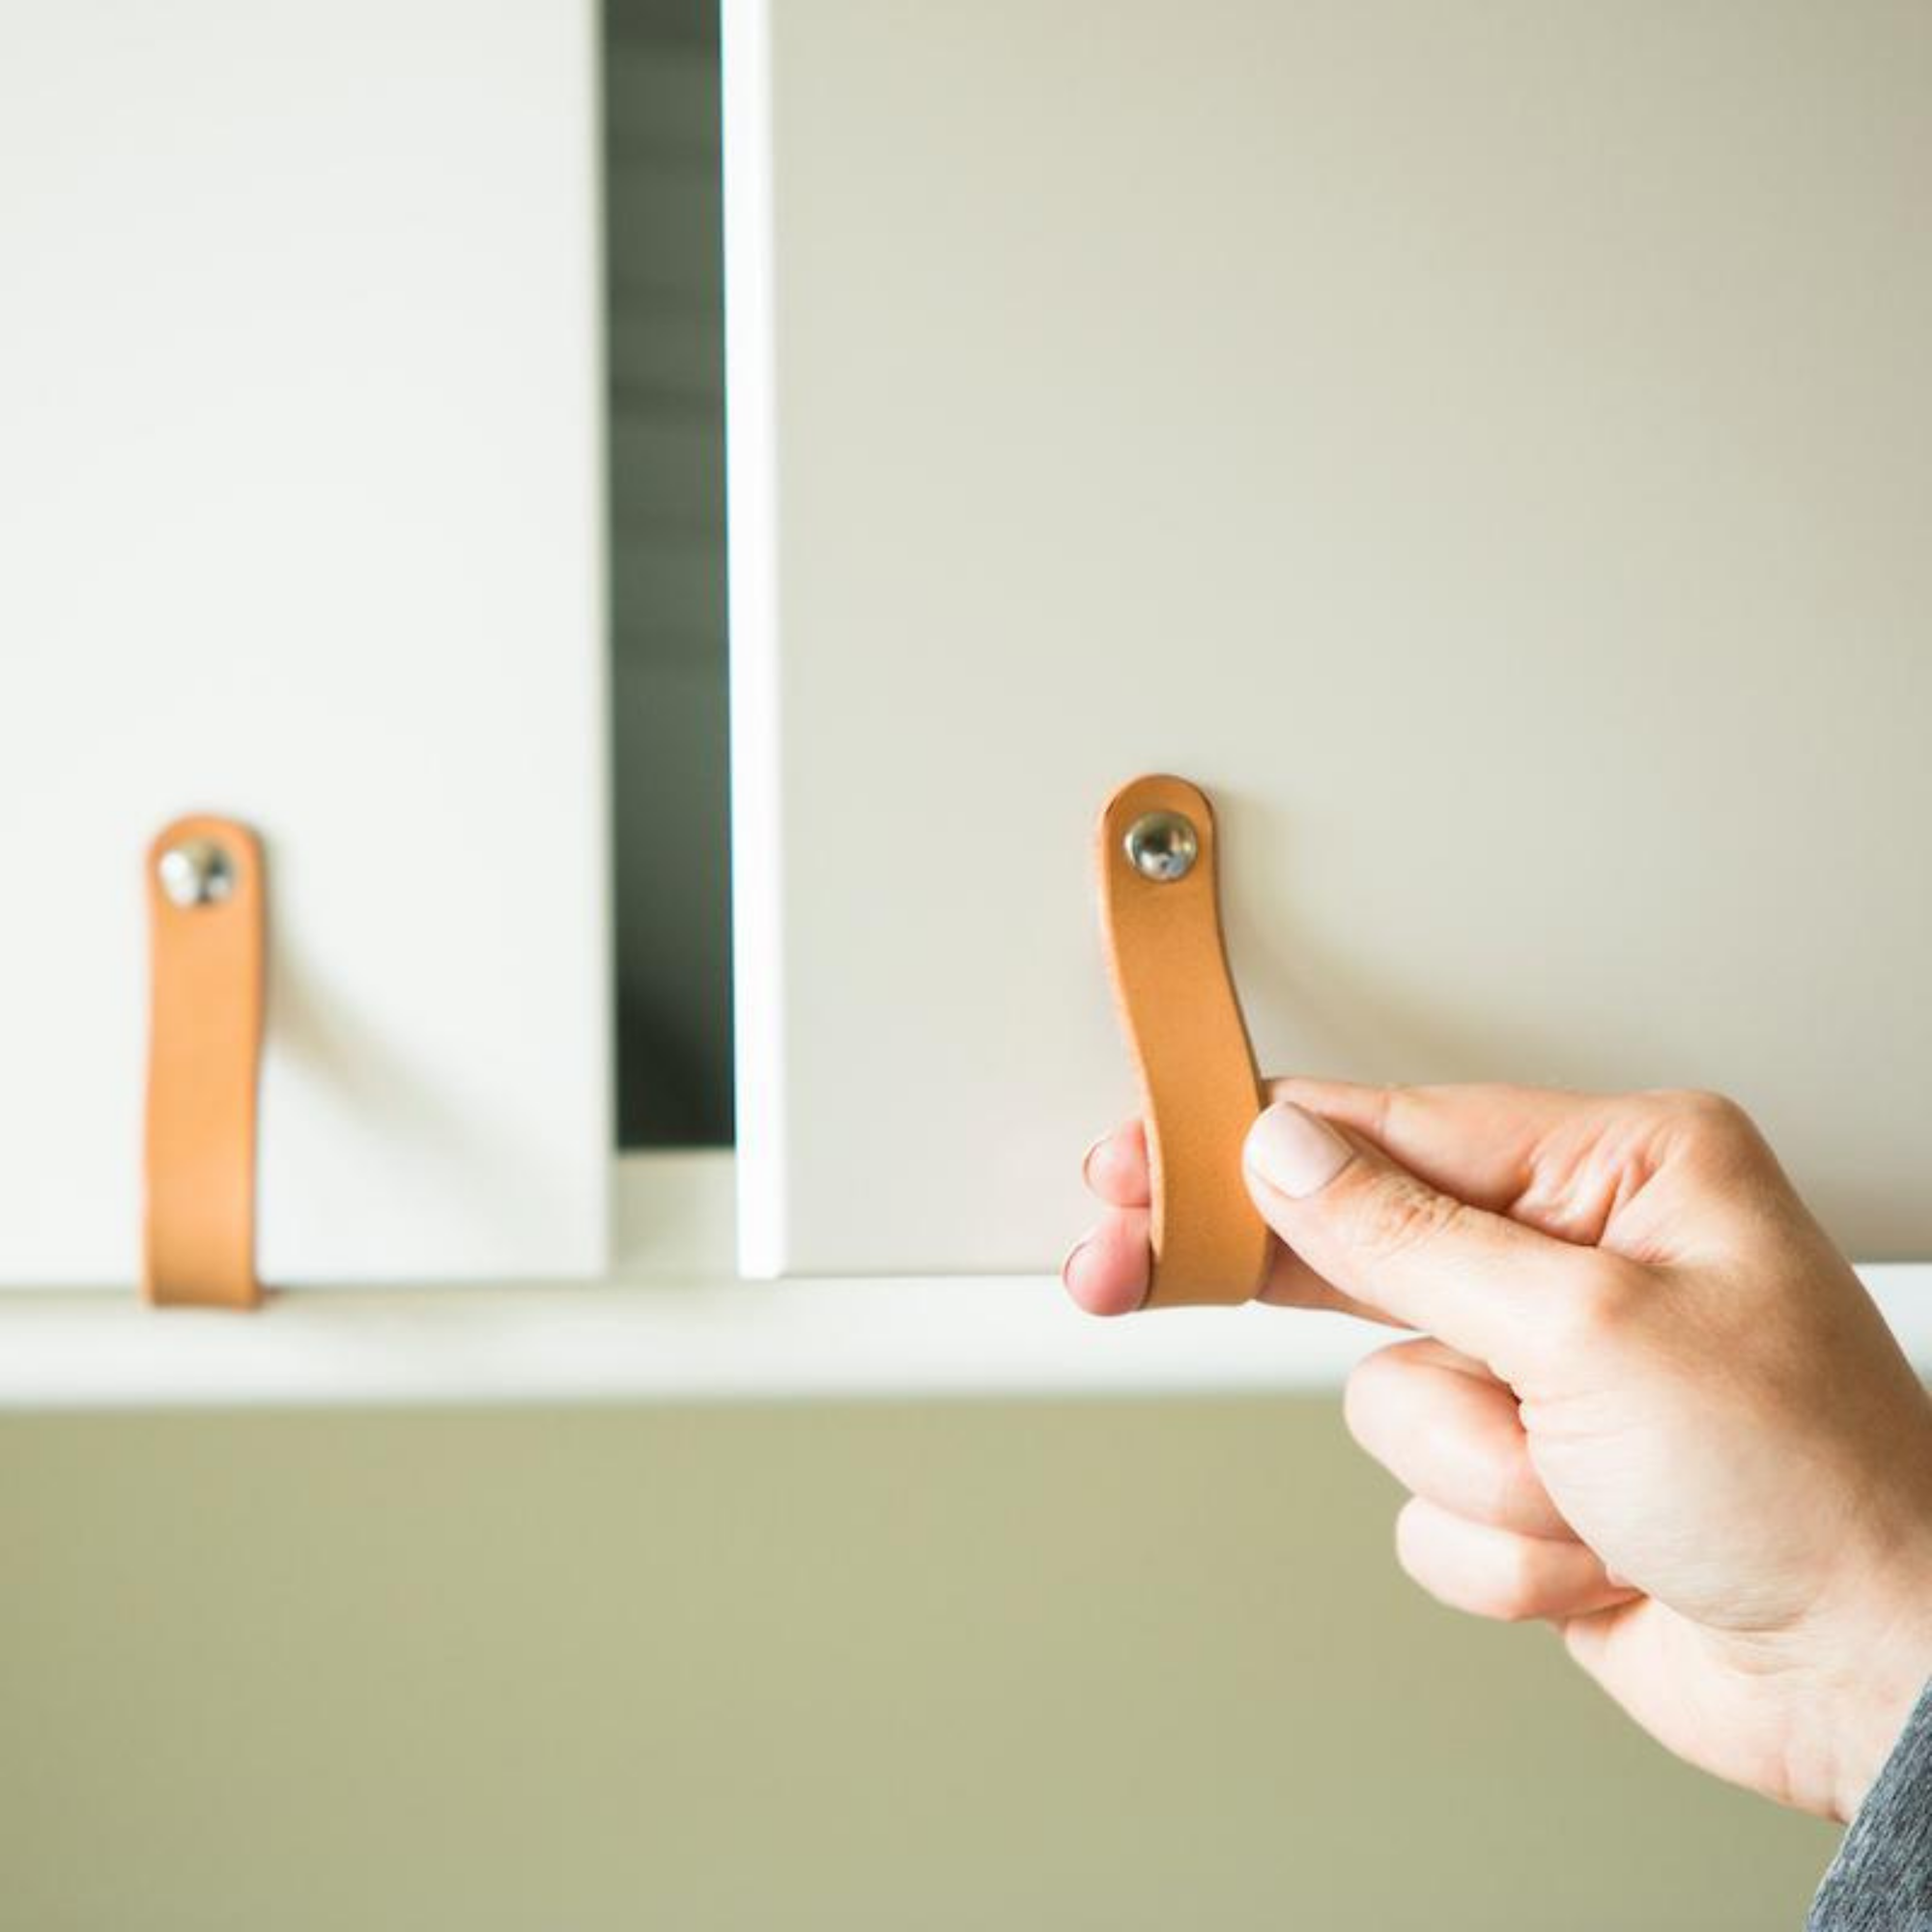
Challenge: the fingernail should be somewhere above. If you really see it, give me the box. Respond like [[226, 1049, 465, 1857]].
[[1244, 1102, 1351, 1199], [1080, 1134, 1106, 1188], [1061, 1224, 1100, 1290]]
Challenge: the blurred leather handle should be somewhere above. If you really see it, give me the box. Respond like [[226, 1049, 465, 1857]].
[[142, 814, 265, 1311], [1094, 775, 1270, 1309]]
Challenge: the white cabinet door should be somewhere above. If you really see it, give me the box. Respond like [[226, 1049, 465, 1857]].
[[726, 0, 1932, 1276], [0, 0, 608, 1286]]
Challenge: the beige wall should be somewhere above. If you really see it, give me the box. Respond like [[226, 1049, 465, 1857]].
[[1, 1399, 1834, 1928]]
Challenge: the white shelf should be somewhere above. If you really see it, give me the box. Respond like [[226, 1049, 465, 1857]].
[[3, 1153, 1929, 1408]]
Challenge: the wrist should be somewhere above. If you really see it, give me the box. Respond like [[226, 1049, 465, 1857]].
[[1822, 1564, 1932, 1822]]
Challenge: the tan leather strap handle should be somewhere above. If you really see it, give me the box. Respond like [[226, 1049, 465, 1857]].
[[1095, 775, 1270, 1308], [142, 814, 265, 1310]]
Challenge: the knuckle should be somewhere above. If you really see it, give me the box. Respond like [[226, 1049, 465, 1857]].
[[1546, 1255, 1650, 1355], [1366, 1083, 1406, 1148], [1341, 1343, 1406, 1447], [1488, 1541, 1546, 1623], [1392, 1497, 1432, 1579], [1345, 1170, 1464, 1264], [1487, 1459, 1534, 1539], [1395, 1499, 1546, 1624], [1655, 1087, 1760, 1153], [1340, 1359, 1378, 1446]]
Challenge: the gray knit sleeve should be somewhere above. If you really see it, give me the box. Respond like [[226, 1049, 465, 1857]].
[[1810, 1678, 1932, 1929]]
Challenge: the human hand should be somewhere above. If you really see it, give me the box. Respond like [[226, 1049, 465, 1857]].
[[1065, 1079, 1932, 1821]]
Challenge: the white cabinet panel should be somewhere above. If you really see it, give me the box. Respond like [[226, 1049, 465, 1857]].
[[0, 0, 608, 1285], [727, 0, 1932, 1275]]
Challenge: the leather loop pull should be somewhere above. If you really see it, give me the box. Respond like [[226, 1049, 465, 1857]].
[[142, 814, 265, 1310], [1095, 775, 1270, 1309]]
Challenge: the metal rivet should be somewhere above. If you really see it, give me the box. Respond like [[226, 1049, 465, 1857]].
[[1123, 810, 1199, 883], [157, 838, 237, 909]]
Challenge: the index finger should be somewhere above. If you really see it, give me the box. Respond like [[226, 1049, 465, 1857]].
[[1272, 1078, 1641, 1250]]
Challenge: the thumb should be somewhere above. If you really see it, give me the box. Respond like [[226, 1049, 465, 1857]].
[[1242, 1100, 1600, 1372]]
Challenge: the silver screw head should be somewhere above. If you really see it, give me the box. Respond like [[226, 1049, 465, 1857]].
[[1123, 810, 1200, 883], [157, 838, 237, 908]]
